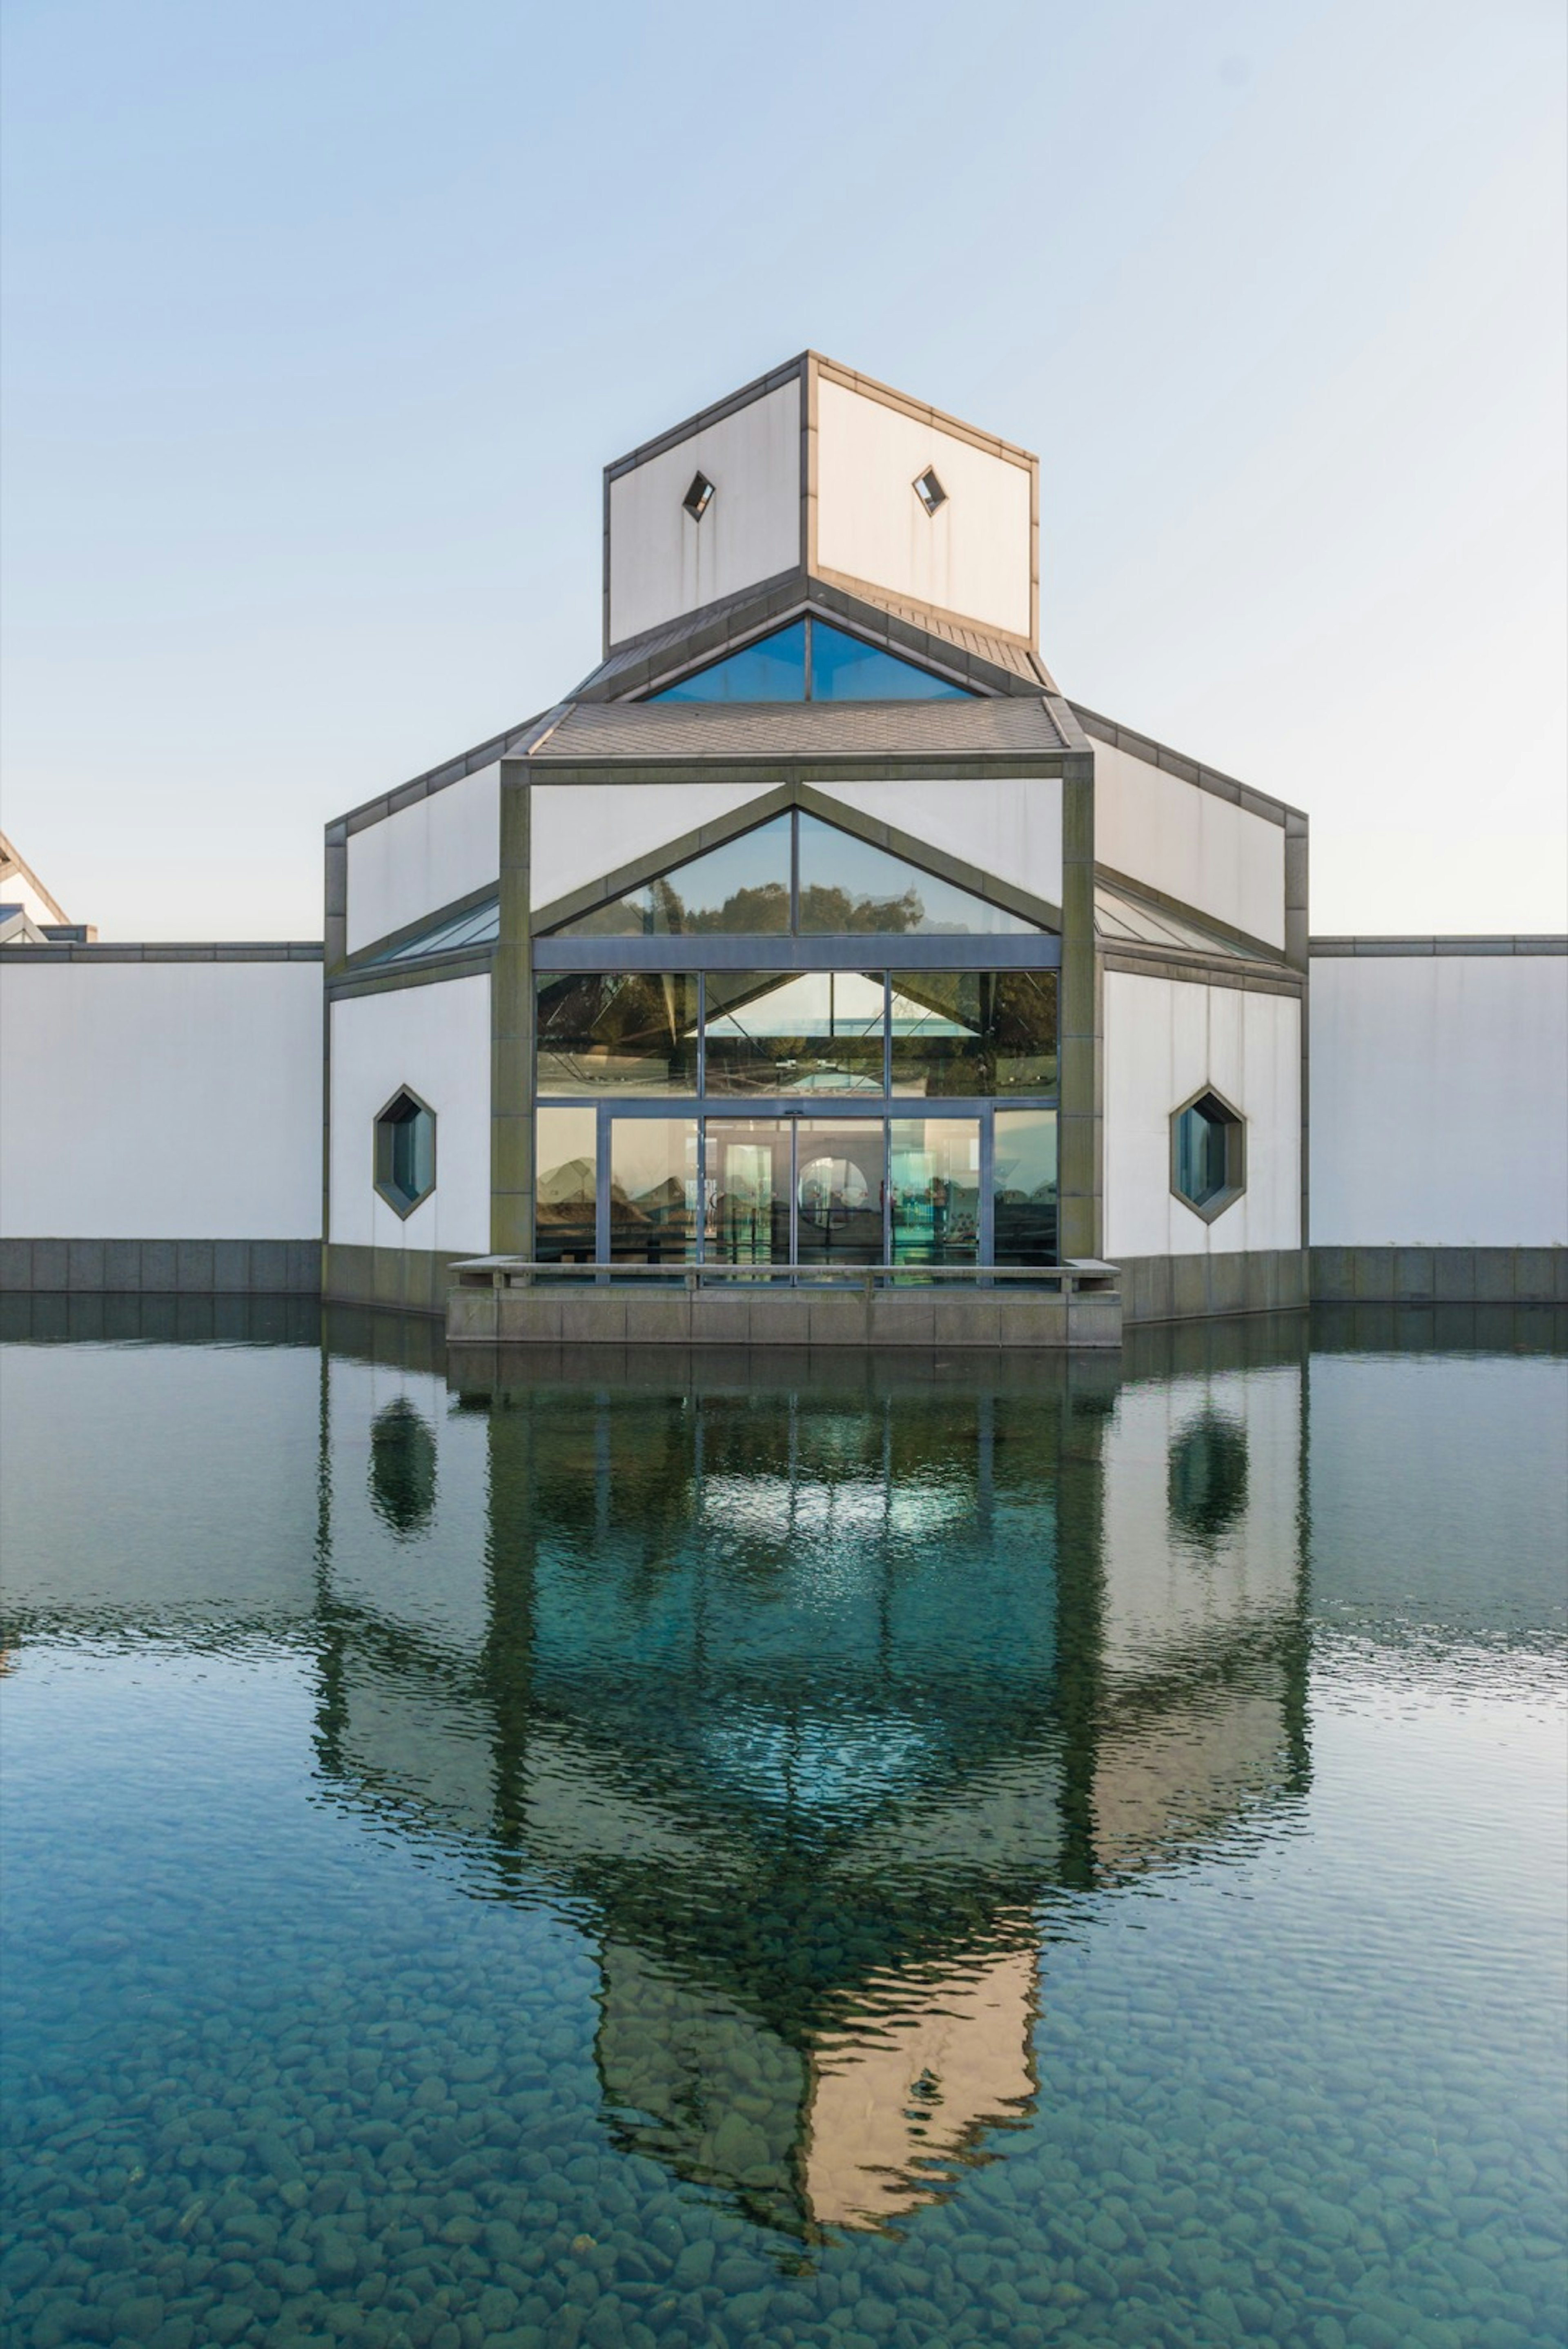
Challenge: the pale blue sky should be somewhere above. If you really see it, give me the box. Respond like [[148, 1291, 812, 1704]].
[[2, 0, 1564, 939]]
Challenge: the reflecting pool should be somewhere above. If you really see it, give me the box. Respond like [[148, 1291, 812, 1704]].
[[2, 1302, 1565, 2348]]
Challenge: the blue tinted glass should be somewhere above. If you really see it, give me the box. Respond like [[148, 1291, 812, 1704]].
[[651, 621, 808, 702], [809, 621, 970, 701]]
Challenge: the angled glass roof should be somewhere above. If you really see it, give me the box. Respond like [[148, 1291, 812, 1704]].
[[365, 896, 500, 965], [1094, 880, 1270, 960], [650, 617, 972, 704]]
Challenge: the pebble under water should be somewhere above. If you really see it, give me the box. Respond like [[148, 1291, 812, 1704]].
[[1, 1299, 1564, 2349]]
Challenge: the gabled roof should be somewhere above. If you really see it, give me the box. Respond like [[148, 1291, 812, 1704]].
[[570, 574, 1057, 704], [529, 695, 1070, 765]]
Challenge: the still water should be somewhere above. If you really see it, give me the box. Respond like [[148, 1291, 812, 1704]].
[[1, 1303, 1564, 2349]]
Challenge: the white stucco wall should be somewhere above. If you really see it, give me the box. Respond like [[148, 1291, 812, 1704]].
[[345, 764, 500, 955], [0, 960, 322, 1238], [817, 777, 1062, 916], [814, 380, 1033, 640], [608, 381, 802, 648], [530, 781, 774, 913], [1104, 971, 1302, 1258], [1093, 740, 1286, 951], [1310, 953, 1568, 1245], [329, 974, 490, 1254]]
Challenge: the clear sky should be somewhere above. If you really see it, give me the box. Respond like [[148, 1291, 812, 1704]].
[[2, 0, 1564, 940]]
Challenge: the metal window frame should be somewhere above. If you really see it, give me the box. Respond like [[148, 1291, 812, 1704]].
[[372, 1084, 438, 1220], [1168, 1082, 1247, 1224]]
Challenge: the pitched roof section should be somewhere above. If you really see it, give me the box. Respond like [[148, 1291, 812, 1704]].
[[571, 575, 1056, 704], [528, 696, 1069, 765]]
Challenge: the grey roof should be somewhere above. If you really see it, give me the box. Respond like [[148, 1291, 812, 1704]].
[[572, 573, 1056, 704], [529, 696, 1068, 764]]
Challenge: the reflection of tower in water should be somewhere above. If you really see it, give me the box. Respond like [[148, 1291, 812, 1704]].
[[312, 1345, 1310, 2238]]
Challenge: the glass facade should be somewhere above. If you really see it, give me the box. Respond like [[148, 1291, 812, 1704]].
[[608, 1120, 699, 1265], [547, 811, 1041, 944], [993, 1111, 1058, 1267], [535, 1106, 596, 1262], [795, 1122, 886, 1267], [704, 971, 886, 1095], [890, 1120, 980, 1267], [536, 973, 699, 1094], [650, 617, 970, 704], [889, 971, 1058, 1095]]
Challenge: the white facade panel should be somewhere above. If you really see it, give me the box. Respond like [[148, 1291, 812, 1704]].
[[345, 764, 500, 956], [0, 961, 322, 1238], [1104, 971, 1302, 1258], [814, 380, 1033, 641], [1309, 954, 1568, 1245], [1093, 740, 1286, 951], [530, 781, 778, 912], [816, 777, 1063, 917], [329, 975, 490, 1254], [608, 382, 802, 648]]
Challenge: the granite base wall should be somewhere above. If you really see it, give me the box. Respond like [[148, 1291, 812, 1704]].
[[1309, 1245, 1568, 1305], [1117, 1249, 1310, 1325], [325, 1242, 468, 1320], [447, 1284, 1124, 1352], [0, 1237, 321, 1294]]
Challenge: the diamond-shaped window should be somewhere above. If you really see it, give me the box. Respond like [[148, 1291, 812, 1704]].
[[683, 470, 715, 522], [913, 467, 947, 516], [374, 1087, 437, 1219], [1170, 1087, 1245, 1221]]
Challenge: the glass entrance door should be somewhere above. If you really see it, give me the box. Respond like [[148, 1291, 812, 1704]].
[[704, 1120, 790, 1265]]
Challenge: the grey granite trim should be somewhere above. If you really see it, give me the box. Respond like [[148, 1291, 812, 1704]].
[[1071, 704, 1303, 830], [0, 942, 323, 963], [327, 706, 566, 843], [1308, 1245, 1568, 1304], [447, 1283, 1121, 1353], [0, 1239, 322, 1294], [338, 879, 501, 973], [1118, 1249, 1311, 1324], [1095, 860, 1287, 964], [606, 354, 811, 481], [1309, 935, 1568, 957], [327, 950, 496, 1001], [1097, 948, 1304, 999], [323, 1241, 468, 1319]]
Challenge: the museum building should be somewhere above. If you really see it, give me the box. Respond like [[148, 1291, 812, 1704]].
[[2, 354, 1564, 1337]]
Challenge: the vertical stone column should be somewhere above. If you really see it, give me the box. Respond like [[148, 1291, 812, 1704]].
[[1058, 751, 1100, 1261], [490, 761, 535, 1257], [321, 824, 348, 1287]]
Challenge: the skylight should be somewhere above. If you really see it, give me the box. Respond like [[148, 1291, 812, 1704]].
[[683, 470, 715, 522], [913, 468, 947, 517]]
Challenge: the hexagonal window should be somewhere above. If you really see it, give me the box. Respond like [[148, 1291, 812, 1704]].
[[1170, 1086, 1245, 1221], [373, 1087, 436, 1219]]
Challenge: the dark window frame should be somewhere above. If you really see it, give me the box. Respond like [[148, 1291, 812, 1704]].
[[1169, 1084, 1247, 1223]]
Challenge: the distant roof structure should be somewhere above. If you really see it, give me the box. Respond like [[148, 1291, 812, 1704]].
[[0, 833, 94, 942]]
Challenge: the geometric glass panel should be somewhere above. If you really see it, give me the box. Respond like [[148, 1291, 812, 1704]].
[[536, 973, 699, 1093], [797, 815, 1039, 937], [810, 619, 967, 701], [703, 970, 886, 1094], [550, 817, 791, 939], [372, 1088, 436, 1219], [889, 971, 1057, 1096]]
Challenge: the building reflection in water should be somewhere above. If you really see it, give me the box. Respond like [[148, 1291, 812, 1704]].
[[311, 1328, 1311, 2239]]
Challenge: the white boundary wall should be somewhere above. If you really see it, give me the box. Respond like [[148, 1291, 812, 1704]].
[[0, 960, 321, 1238], [1104, 971, 1301, 1258], [329, 975, 490, 1256], [346, 764, 500, 955], [1310, 953, 1568, 1245]]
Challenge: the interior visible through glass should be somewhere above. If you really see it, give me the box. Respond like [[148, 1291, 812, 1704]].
[[889, 1119, 980, 1266], [795, 1121, 885, 1267], [536, 972, 699, 1093], [608, 1118, 699, 1264], [704, 971, 886, 1094], [993, 1110, 1058, 1265], [535, 1105, 596, 1261]]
